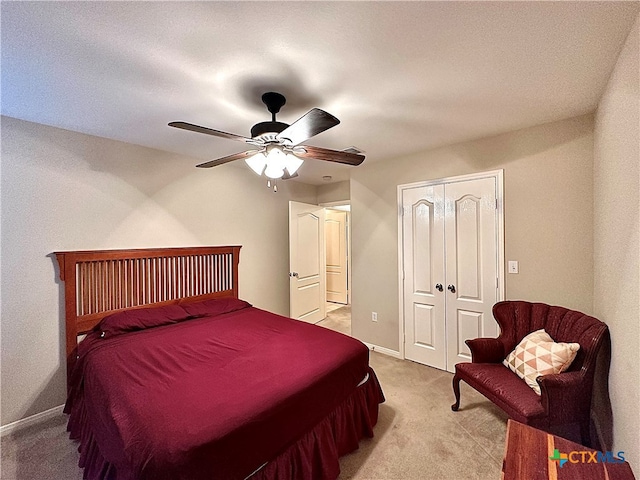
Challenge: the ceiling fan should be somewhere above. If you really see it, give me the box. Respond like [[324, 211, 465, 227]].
[[168, 92, 365, 189]]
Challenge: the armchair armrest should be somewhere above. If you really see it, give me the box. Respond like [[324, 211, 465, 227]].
[[465, 337, 504, 364], [537, 371, 590, 422]]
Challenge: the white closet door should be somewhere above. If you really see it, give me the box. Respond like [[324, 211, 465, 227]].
[[401, 184, 447, 369], [444, 177, 499, 372], [399, 172, 502, 372]]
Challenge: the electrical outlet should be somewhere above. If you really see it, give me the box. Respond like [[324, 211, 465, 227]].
[[372, 312, 378, 322]]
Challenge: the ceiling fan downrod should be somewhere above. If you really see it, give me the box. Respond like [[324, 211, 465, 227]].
[[261, 92, 286, 122]]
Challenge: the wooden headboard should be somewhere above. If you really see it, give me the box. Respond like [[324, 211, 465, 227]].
[[55, 246, 241, 371]]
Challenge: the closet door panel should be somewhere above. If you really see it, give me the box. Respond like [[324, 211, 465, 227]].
[[402, 185, 446, 370], [444, 177, 498, 372]]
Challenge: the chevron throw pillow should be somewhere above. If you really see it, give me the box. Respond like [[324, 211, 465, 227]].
[[503, 329, 580, 395]]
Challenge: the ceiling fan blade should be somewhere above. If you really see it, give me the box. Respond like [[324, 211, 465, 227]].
[[276, 108, 340, 146], [196, 150, 259, 168], [293, 145, 365, 166], [169, 122, 258, 145], [281, 171, 299, 180]]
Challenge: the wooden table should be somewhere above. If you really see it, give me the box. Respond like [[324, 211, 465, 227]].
[[502, 420, 636, 480]]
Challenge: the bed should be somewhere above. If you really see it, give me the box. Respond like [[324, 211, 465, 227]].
[[54, 246, 384, 480]]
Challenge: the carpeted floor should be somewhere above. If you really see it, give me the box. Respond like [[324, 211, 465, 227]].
[[317, 304, 352, 336], [1, 414, 82, 480], [337, 352, 507, 479], [318, 306, 508, 479], [1, 307, 508, 480]]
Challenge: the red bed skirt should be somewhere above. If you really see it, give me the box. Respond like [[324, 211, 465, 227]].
[[67, 367, 384, 480]]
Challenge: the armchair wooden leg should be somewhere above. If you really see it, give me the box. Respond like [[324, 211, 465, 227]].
[[451, 374, 461, 411]]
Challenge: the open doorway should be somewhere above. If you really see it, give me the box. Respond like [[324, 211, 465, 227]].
[[320, 203, 351, 336], [288, 200, 352, 335]]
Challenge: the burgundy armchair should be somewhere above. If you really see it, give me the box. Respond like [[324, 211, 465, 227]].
[[451, 301, 609, 447]]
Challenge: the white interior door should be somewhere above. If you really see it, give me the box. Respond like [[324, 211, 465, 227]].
[[325, 209, 348, 304], [444, 177, 499, 371], [401, 184, 447, 369], [289, 201, 326, 323]]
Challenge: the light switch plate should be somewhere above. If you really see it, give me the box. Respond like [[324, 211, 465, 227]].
[[508, 261, 519, 274]]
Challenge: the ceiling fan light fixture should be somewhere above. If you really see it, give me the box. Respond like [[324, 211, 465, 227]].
[[245, 151, 267, 175], [264, 164, 285, 179], [264, 146, 286, 179], [246, 145, 303, 180], [283, 154, 303, 175]]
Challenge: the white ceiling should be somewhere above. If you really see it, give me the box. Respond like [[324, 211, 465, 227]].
[[2, 2, 638, 185]]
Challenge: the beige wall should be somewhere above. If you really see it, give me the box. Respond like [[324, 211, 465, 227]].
[[351, 114, 594, 351], [0, 116, 317, 426], [317, 180, 350, 204], [594, 14, 639, 471]]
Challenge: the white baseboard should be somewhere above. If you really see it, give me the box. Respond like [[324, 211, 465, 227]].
[[362, 342, 402, 359], [1, 404, 65, 437]]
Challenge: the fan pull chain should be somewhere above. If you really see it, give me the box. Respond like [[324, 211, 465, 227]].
[[265, 179, 278, 192]]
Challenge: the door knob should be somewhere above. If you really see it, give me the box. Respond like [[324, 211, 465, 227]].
[[435, 283, 443, 292], [289, 272, 299, 278], [447, 284, 456, 293]]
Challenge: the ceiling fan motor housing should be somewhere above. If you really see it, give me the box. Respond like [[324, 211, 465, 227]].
[[251, 121, 289, 138]]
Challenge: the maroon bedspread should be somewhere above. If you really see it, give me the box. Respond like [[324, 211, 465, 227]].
[[66, 304, 383, 480]]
